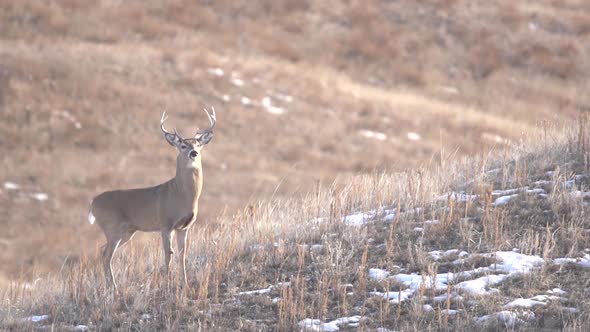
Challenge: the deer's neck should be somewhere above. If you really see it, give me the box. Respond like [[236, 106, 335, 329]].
[[173, 160, 203, 203]]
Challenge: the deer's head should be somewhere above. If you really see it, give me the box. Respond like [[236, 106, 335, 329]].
[[160, 108, 216, 169]]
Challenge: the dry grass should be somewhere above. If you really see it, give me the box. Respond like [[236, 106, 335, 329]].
[[1, 0, 590, 312], [2, 118, 590, 330]]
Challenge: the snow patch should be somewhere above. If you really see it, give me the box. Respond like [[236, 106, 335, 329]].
[[476, 310, 534, 328], [31, 192, 48, 201], [455, 274, 507, 295], [3, 181, 19, 190], [22, 315, 49, 323], [407, 132, 421, 141], [435, 192, 477, 202], [238, 286, 273, 296], [370, 290, 414, 304], [554, 254, 590, 268], [298, 316, 363, 331], [343, 212, 372, 226], [368, 268, 389, 281], [359, 130, 387, 141], [240, 96, 252, 106], [231, 77, 245, 87], [492, 194, 518, 206], [430, 249, 469, 261], [503, 298, 546, 309], [207, 67, 224, 77]]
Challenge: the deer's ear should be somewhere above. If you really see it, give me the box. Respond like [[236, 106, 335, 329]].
[[164, 133, 181, 147], [195, 131, 213, 147]]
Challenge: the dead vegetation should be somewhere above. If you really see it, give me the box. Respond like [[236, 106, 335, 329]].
[[1, 1, 590, 322], [2, 116, 590, 331]]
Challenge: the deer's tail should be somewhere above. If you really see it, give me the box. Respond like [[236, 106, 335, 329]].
[[88, 200, 96, 224]]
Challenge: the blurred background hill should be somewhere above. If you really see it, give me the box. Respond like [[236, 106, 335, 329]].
[[0, 0, 588, 286]]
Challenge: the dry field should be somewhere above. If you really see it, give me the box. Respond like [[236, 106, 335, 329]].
[[0, 0, 589, 327], [3, 106, 590, 331]]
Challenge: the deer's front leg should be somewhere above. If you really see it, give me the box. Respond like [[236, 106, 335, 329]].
[[176, 229, 188, 286], [161, 230, 174, 275]]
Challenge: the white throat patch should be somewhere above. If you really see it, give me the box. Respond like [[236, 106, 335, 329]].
[[186, 159, 198, 169]]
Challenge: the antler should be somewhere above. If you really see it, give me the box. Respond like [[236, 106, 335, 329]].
[[194, 107, 216, 146], [161, 111, 180, 137], [194, 107, 216, 137]]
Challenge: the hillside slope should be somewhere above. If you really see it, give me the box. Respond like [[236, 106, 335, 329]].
[[2, 119, 590, 331], [1, 1, 589, 286]]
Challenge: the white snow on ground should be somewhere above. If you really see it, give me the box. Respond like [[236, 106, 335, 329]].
[[368, 268, 389, 280], [343, 212, 373, 226], [3, 181, 19, 190], [455, 274, 506, 295], [265, 106, 286, 115], [503, 298, 547, 309], [383, 209, 396, 221], [570, 191, 590, 199], [504, 294, 567, 309], [441, 309, 461, 316], [59, 110, 82, 129], [435, 192, 477, 202], [554, 254, 590, 268], [261, 96, 287, 115], [231, 77, 245, 87], [238, 282, 290, 296], [31, 192, 49, 201], [492, 251, 544, 274], [238, 286, 273, 296], [492, 188, 523, 196], [310, 180, 590, 326], [272, 92, 293, 103], [407, 132, 421, 141], [492, 194, 519, 206], [298, 316, 363, 331], [491, 187, 548, 206], [429, 249, 469, 261], [370, 290, 414, 304], [476, 311, 534, 329], [207, 67, 224, 77], [369, 251, 546, 302], [240, 96, 252, 106], [72, 325, 89, 331], [21, 315, 49, 323], [547, 288, 567, 296], [359, 129, 387, 141]]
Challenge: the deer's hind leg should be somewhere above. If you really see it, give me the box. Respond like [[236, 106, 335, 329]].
[[102, 238, 121, 290], [101, 224, 135, 291]]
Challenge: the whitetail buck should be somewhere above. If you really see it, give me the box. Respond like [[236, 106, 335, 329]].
[[88, 108, 216, 290]]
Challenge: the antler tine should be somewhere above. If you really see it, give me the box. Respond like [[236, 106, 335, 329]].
[[203, 107, 216, 128], [195, 107, 216, 136], [160, 111, 172, 134]]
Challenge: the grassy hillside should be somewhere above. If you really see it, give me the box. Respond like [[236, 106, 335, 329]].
[[1, 0, 589, 297], [2, 117, 590, 330]]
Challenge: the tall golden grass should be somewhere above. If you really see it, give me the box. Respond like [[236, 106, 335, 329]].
[[3, 117, 590, 331]]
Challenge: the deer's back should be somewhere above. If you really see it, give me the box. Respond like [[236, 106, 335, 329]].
[[91, 186, 161, 232]]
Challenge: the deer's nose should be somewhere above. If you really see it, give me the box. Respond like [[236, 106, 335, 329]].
[[189, 150, 198, 159]]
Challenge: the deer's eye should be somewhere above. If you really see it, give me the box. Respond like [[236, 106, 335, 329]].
[[180, 144, 187, 150]]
